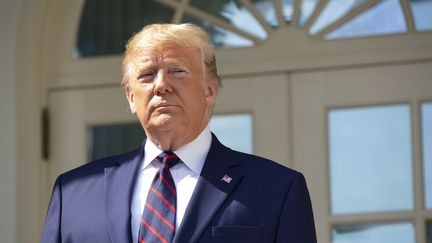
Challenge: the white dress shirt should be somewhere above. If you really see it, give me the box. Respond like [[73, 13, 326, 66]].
[[131, 127, 212, 241]]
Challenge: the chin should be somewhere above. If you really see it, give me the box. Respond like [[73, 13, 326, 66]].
[[151, 116, 178, 131]]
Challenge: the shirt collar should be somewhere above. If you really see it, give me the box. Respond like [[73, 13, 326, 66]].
[[142, 126, 212, 175]]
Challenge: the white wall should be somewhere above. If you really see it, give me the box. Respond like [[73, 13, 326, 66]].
[[0, 0, 19, 242]]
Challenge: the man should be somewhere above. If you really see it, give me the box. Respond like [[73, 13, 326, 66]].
[[41, 23, 317, 243]]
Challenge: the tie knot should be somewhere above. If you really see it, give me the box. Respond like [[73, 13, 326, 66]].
[[157, 151, 180, 169]]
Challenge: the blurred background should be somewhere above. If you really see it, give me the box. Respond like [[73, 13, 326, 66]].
[[1, 0, 432, 242]]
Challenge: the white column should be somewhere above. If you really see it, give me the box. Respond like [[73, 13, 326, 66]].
[[0, 0, 19, 242]]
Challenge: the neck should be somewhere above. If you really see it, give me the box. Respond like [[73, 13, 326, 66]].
[[146, 124, 207, 151]]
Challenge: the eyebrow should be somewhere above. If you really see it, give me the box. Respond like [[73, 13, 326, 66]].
[[137, 58, 192, 69]]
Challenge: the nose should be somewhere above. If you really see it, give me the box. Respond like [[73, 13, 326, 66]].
[[153, 70, 172, 95]]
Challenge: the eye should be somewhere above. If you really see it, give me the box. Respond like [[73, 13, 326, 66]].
[[137, 72, 155, 83], [170, 68, 187, 78]]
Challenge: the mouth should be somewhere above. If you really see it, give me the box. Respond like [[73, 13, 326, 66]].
[[154, 103, 179, 111]]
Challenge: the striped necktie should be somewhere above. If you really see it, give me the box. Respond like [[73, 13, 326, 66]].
[[138, 151, 180, 243]]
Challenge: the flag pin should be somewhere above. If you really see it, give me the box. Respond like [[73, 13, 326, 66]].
[[221, 174, 232, 184]]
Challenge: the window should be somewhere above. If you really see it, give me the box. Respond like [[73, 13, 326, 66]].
[[88, 123, 145, 160], [325, 0, 407, 40], [328, 104, 413, 215], [332, 222, 415, 243], [410, 0, 432, 32], [76, 0, 174, 57], [76, 0, 431, 58], [209, 113, 253, 153], [422, 102, 432, 210], [327, 104, 425, 242], [427, 220, 432, 243], [310, 0, 370, 35], [87, 113, 253, 160]]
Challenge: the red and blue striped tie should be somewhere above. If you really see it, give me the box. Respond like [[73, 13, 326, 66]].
[[138, 151, 180, 243]]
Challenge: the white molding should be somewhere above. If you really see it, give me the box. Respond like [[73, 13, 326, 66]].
[[47, 28, 432, 89], [38, 0, 432, 90]]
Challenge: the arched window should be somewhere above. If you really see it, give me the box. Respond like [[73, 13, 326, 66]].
[[75, 0, 432, 58]]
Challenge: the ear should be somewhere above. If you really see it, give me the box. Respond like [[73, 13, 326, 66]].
[[124, 84, 137, 114], [205, 79, 218, 107]]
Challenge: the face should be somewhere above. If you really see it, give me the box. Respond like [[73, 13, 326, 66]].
[[125, 43, 218, 148]]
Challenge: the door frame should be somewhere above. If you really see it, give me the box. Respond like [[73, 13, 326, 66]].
[[46, 73, 292, 192], [291, 62, 432, 243]]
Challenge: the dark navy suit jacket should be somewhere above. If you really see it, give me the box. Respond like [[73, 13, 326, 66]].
[[41, 134, 317, 243]]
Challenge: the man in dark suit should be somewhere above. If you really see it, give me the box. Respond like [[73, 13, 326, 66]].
[[41, 23, 317, 243]]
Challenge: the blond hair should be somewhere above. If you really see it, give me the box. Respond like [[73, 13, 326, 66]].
[[121, 23, 221, 89]]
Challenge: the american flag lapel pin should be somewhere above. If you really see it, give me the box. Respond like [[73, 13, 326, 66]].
[[221, 174, 232, 184]]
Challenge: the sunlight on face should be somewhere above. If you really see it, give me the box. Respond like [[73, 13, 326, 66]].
[[125, 43, 217, 147]]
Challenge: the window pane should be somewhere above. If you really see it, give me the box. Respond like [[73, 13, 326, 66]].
[[410, 0, 432, 32], [299, 0, 320, 27], [309, 0, 368, 35], [88, 114, 253, 161], [250, 0, 278, 27], [332, 222, 415, 243], [189, 0, 267, 39], [281, 0, 295, 23], [328, 104, 413, 215], [182, 14, 254, 48], [210, 114, 253, 154], [422, 102, 432, 209], [88, 123, 145, 161], [76, 0, 174, 58], [427, 220, 432, 243], [326, 0, 407, 40]]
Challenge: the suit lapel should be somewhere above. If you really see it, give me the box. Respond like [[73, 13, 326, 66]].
[[173, 135, 243, 243], [104, 144, 144, 243]]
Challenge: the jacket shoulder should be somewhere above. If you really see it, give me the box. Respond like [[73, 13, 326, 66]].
[[234, 150, 300, 175], [58, 146, 142, 185]]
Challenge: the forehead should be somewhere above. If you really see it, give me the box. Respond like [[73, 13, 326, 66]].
[[133, 42, 202, 67]]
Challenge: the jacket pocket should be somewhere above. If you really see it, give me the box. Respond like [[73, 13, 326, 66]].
[[212, 226, 263, 239]]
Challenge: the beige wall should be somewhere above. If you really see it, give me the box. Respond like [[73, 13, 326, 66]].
[[1, 0, 432, 242], [1, 0, 43, 242], [0, 0, 20, 242]]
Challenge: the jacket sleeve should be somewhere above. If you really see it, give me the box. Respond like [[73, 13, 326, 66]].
[[276, 173, 317, 243], [41, 176, 62, 243]]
